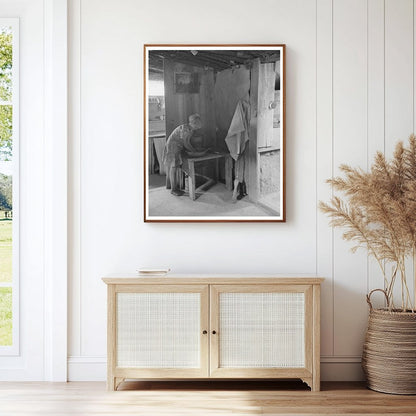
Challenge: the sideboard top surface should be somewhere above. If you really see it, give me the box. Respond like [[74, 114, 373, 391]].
[[102, 274, 324, 285]]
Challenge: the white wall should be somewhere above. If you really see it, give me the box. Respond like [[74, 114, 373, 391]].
[[68, 0, 416, 381]]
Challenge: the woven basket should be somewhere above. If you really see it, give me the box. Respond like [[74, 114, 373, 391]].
[[362, 289, 416, 395]]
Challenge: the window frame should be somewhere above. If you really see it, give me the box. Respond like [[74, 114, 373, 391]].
[[0, 18, 19, 356]]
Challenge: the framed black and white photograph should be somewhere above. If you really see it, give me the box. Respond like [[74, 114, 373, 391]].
[[144, 44, 285, 222]]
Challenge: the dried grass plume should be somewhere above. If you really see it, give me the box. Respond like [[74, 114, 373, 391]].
[[319, 135, 416, 311]]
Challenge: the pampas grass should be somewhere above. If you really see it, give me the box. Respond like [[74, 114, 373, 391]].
[[319, 135, 416, 312]]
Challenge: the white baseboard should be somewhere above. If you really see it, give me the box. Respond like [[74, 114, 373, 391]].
[[68, 356, 365, 382], [321, 356, 365, 381], [67, 356, 106, 381]]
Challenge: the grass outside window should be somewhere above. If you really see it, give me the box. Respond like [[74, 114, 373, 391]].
[[0, 286, 12, 345], [0, 218, 12, 345]]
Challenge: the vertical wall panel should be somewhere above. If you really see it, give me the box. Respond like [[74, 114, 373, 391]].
[[367, 0, 386, 302], [414, 0, 416, 310], [414, 0, 416, 135], [68, 0, 81, 357], [316, 0, 334, 357], [333, 0, 369, 356], [385, 0, 413, 155], [385, 0, 414, 309], [368, 0, 385, 159]]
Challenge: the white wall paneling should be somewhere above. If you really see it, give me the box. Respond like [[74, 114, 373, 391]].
[[316, 0, 334, 358], [67, 0, 416, 381], [332, 0, 368, 358], [385, 0, 415, 309], [385, 0, 413, 155], [43, 0, 68, 382], [68, 0, 82, 361], [412, 1, 416, 305]]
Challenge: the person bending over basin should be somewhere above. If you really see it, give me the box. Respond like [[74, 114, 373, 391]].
[[162, 113, 209, 196]]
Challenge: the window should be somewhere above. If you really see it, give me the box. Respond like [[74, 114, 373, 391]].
[[0, 19, 18, 354]]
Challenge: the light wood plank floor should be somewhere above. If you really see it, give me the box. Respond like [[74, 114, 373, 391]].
[[0, 381, 415, 415]]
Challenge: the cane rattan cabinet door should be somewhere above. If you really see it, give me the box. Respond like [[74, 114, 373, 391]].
[[209, 284, 313, 382], [108, 284, 209, 387]]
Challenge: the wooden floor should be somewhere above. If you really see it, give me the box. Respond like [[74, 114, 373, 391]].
[[0, 380, 416, 415]]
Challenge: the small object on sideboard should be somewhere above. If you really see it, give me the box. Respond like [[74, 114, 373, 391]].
[[136, 268, 171, 276]]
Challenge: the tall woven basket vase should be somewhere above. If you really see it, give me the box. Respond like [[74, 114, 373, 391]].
[[362, 289, 416, 394]]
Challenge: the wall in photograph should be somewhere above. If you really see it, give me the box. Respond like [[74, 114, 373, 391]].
[[164, 60, 216, 145], [68, 0, 416, 382], [214, 66, 250, 147]]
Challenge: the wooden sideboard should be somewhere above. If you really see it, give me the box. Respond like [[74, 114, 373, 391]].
[[103, 275, 323, 391]]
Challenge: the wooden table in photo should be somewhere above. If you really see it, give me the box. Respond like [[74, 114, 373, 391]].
[[187, 153, 232, 200]]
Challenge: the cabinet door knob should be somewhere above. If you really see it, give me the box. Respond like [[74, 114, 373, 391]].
[[212, 330, 217, 335], [202, 330, 207, 334]]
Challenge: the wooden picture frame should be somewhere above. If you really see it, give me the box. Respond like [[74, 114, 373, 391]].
[[144, 44, 285, 222]]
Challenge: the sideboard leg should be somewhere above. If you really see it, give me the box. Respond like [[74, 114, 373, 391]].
[[312, 284, 321, 393], [301, 377, 312, 390], [107, 377, 125, 391], [115, 378, 125, 390], [107, 376, 116, 391], [312, 377, 321, 392], [107, 284, 116, 391]]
